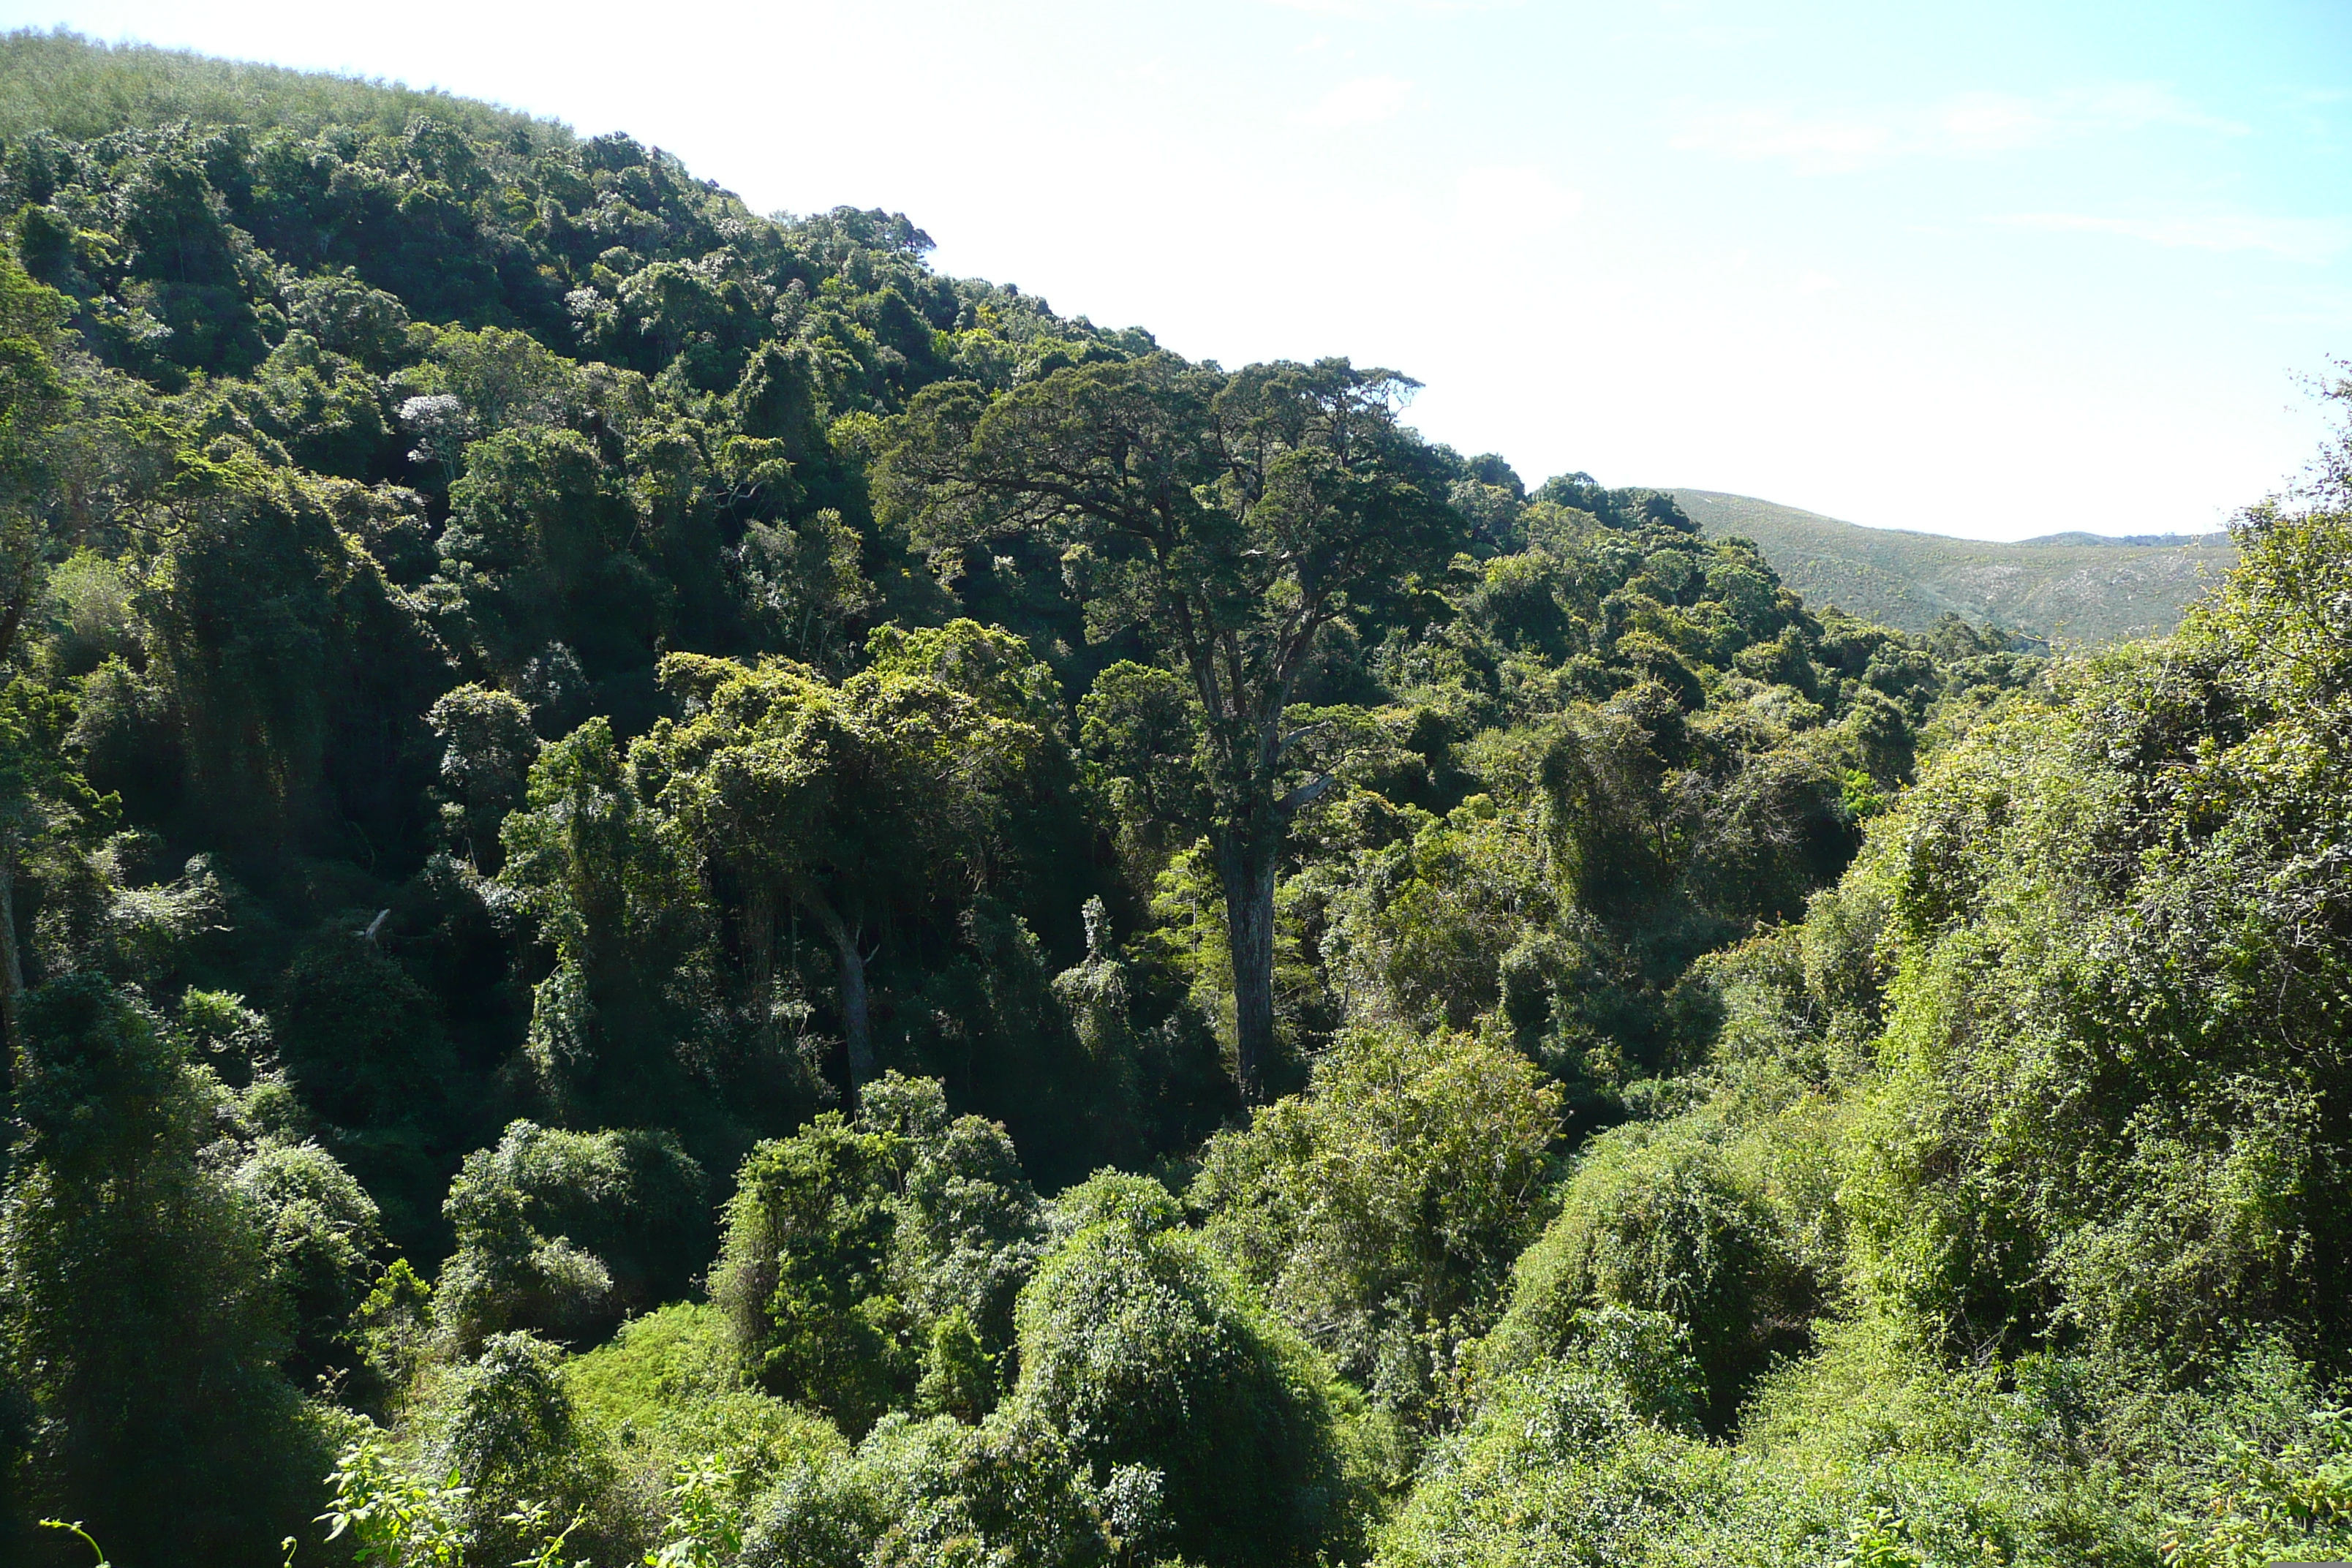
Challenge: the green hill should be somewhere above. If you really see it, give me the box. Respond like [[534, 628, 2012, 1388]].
[[4, 32, 2350, 1568], [1669, 487, 2236, 643]]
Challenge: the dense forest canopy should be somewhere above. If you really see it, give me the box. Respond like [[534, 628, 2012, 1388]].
[[0, 29, 2346, 1568]]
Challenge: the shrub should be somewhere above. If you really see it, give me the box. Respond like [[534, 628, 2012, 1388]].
[[1011, 1169, 1364, 1567]]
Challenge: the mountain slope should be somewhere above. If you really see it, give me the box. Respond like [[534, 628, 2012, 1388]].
[[1669, 487, 2236, 642]]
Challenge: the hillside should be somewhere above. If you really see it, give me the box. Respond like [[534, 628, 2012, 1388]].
[[1, 31, 2348, 1568], [1670, 486, 2235, 642]]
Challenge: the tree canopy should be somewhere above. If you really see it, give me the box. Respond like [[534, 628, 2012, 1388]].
[[0, 31, 2346, 1568]]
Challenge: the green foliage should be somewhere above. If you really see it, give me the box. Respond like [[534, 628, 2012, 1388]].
[[563, 1303, 842, 1508], [0, 35, 2337, 1568], [883, 353, 1463, 1098], [1, 976, 327, 1564], [425, 683, 537, 870], [646, 641, 1051, 1096], [2161, 1398, 2352, 1568], [319, 1439, 471, 1568], [0, 239, 71, 655], [495, 717, 723, 1126], [712, 1074, 1041, 1433], [1373, 1349, 1710, 1568], [1194, 1024, 1559, 1420], [1831, 486, 2352, 1367], [916, 1305, 996, 1424], [713, 1110, 906, 1429], [0, 31, 559, 146], [736, 1409, 1119, 1568], [431, 1119, 706, 1355], [644, 1458, 745, 1568], [232, 1134, 388, 1379], [1011, 1169, 1365, 1567], [1485, 1119, 1817, 1431], [1379, 382, 2352, 1565], [414, 1332, 622, 1564]]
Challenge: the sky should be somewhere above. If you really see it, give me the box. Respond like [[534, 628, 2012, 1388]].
[[4, 0, 2348, 540]]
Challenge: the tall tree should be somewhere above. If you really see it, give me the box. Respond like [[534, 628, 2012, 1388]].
[[0, 251, 97, 1059], [882, 353, 1459, 1098], [0, 682, 106, 1060]]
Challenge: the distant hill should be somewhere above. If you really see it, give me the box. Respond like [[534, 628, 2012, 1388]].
[[1667, 489, 2236, 643]]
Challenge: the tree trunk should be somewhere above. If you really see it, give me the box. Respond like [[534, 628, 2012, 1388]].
[[1216, 829, 1281, 1104], [833, 923, 873, 1102], [800, 889, 874, 1104], [0, 856, 22, 1060], [744, 884, 777, 1047]]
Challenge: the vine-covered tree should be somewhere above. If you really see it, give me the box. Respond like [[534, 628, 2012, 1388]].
[[649, 644, 1048, 1098]]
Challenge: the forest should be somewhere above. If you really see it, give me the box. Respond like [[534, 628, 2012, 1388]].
[[0, 29, 2346, 1568]]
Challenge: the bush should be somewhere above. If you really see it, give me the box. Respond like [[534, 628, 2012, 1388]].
[[563, 1302, 842, 1518], [230, 1135, 385, 1379], [1193, 1024, 1559, 1419], [1010, 1169, 1365, 1567], [434, 1119, 709, 1354], [738, 1409, 1115, 1568], [711, 1076, 1040, 1433], [1483, 1122, 1812, 1431], [415, 1331, 627, 1564]]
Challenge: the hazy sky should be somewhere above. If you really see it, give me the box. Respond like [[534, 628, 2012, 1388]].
[[6, 0, 2348, 539]]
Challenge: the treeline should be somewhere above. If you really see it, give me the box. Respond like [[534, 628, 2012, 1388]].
[[0, 31, 2345, 1568]]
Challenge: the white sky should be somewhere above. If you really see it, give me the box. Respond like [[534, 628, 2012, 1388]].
[[6, 0, 2349, 539]]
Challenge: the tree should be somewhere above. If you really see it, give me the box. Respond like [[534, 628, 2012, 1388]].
[[883, 353, 1460, 1098], [710, 1109, 907, 1431], [649, 648, 1046, 1098], [494, 717, 716, 1123], [137, 451, 441, 858], [1, 976, 325, 1565], [0, 250, 114, 1061], [230, 1135, 385, 1382], [0, 680, 108, 1058], [433, 1119, 708, 1354], [424, 682, 538, 870], [436, 425, 660, 674], [1193, 1025, 1560, 1420], [0, 245, 72, 669]]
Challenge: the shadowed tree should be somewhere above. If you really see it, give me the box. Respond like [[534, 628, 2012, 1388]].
[[0, 246, 70, 671], [494, 717, 714, 1123], [1, 976, 325, 1564], [649, 648, 1047, 1100], [426, 682, 539, 870]]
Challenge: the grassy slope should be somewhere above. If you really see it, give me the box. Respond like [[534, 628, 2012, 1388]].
[[1670, 487, 2236, 643], [0, 28, 564, 144]]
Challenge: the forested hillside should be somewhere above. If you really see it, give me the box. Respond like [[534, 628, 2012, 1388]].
[[0, 31, 2345, 1568], [1671, 487, 2234, 642]]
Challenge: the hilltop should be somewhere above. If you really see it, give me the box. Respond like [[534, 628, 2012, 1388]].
[[1670, 486, 2236, 642]]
